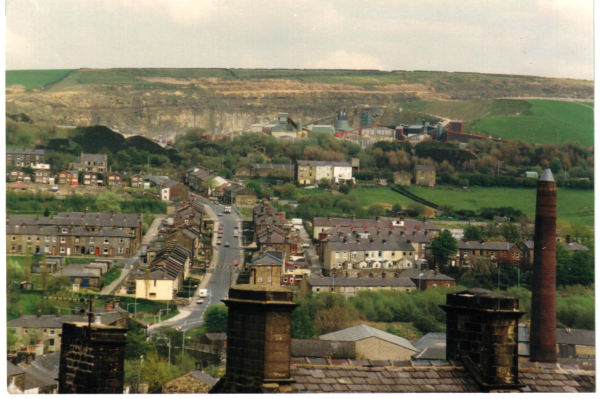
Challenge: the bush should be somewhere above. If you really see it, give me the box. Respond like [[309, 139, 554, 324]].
[[413, 315, 445, 334]]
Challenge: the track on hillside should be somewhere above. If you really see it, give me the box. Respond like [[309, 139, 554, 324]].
[[389, 184, 439, 209]]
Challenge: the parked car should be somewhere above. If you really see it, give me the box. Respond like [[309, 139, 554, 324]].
[[218, 213, 223, 216], [196, 298, 205, 304], [224, 242, 230, 247], [301, 243, 311, 248], [217, 240, 222, 245]]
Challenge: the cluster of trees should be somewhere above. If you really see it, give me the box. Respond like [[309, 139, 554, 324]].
[[438, 172, 593, 190], [281, 193, 370, 221], [462, 222, 522, 243]]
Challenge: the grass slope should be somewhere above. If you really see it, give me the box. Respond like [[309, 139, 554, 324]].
[[471, 100, 594, 146], [354, 186, 594, 226], [399, 99, 593, 146], [6, 69, 72, 88]]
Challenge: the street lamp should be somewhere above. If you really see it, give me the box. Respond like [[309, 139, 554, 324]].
[[156, 336, 172, 367], [127, 299, 138, 319], [138, 355, 144, 393]]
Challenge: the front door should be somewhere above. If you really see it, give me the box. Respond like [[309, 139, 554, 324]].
[[110, 248, 114, 256], [95, 247, 100, 256], [82, 279, 90, 287], [52, 247, 56, 255]]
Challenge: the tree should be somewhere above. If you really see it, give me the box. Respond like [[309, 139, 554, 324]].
[[43, 207, 50, 217], [550, 158, 562, 174], [125, 324, 152, 361], [279, 183, 299, 199], [568, 224, 594, 250], [405, 202, 427, 217], [391, 203, 403, 214], [318, 178, 331, 189], [430, 230, 459, 266], [367, 204, 386, 217], [202, 178, 218, 195], [413, 315, 444, 334], [338, 184, 351, 195], [46, 276, 72, 294], [7, 329, 20, 350], [247, 181, 263, 198], [500, 222, 521, 242], [96, 191, 123, 213], [463, 225, 483, 241], [141, 351, 173, 393], [204, 305, 228, 333]]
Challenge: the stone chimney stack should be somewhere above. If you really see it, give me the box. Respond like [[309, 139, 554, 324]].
[[529, 169, 557, 363], [352, 214, 356, 221], [214, 285, 298, 393], [441, 289, 524, 391], [58, 322, 128, 393]]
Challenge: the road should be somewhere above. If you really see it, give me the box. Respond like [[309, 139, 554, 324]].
[[148, 196, 243, 333], [297, 223, 322, 277], [100, 215, 167, 295]]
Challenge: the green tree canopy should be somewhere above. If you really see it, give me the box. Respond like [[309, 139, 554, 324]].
[[463, 225, 483, 241], [430, 230, 459, 266], [204, 305, 228, 333], [500, 222, 521, 242]]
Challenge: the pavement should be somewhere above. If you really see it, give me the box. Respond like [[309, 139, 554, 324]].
[[148, 196, 243, 333], [100, 215, 167, 295]]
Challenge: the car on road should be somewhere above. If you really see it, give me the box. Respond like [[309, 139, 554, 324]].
[[217, 240, 222, 245], [289, 255, 305, 261], [199, 289, 208, 297], [218, 213, 223, 216], [196, 298, 205, 304], [302, 243, 311, 248], [224, 242, 230, 247], [233, 260, 239, 266]]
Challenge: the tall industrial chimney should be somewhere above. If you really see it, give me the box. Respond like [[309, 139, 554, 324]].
[[529, 169, 557, 363]]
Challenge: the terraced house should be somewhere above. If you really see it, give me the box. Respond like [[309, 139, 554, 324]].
[[296, 160, 352, 185], [6, 148, 45, 167], [6, 211, 143, 256]]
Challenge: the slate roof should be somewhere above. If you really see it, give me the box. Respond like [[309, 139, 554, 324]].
[[413, 347, 446, 360], [81, 153, 107, 163], [297, 160, 351, 167], [412, 332, 447, 351], [7, 148, 45, 155], [314, 217, 437, 231], [252, 164, 294, 171], [399, 269, 455, 281], [291, 339, 356, 359], [7, 313, 122, 328], [7, 361, 25, 377], [251, 253, 283, 266], [18, 352, 60, 391], [519, 327, 595, 347], [562, 241, 590, 251], [204, 333, 227, 342], [307, 277, 415, 288], [6, 225, 134, 237], [162, 179, 183, 189], [327, 240, 415, 252], [457, 240, 514, 251], [320, 325, 418, 352], [287, 359, 596, 393], [54, 264, 102, 278], [7, 212, 142, 229], [163, 370, 217, 393]]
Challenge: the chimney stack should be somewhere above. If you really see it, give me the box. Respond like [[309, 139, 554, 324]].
[[376, 216, 381, 222], [215, 285, 297, 393], [441, 289, 524, 391], [529, 169, 557, 363], [352, 214, 356, 221], [565, 235, 572, 244]]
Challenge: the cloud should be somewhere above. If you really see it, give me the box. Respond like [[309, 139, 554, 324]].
[[6, 28, 34, 70]]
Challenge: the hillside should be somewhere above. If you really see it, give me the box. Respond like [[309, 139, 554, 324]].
[[5, 68, 593, 136], [395, 99, 594, 146]]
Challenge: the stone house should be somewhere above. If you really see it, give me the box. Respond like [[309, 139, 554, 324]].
[[320, 324, 419, 361], [82, 172, 98, 186], [296, 160, 352, 185], [252, 163, 295, 178], [248, 252, 284, 287], [398, 267, 456, 290], [160, 179, 190, 202], [6, 148, 45, 167], [393, 171, 412, 186], [71, 153, 107, 173], [451, 240, 524, 267], [6, 212, 143, 256], [130, 174, 145, 188], [54, 264, 103, 288], [8, 169, 26, 182], [105, 172, 124, 187], [414, 164, 436, 186], [34, 170, 52, 184], [301, 276, 415, 298], [57, 170, 78, 185], [222, 185, 257, 206]]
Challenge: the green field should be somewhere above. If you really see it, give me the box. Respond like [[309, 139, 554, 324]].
[[6, 69, 72, 88], [353, 186, 594, 226], [471, 100, 594, 146], [399, 99, 593, 146]]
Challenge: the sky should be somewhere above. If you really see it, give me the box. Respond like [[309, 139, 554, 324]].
[[4, 0, 595, 80]]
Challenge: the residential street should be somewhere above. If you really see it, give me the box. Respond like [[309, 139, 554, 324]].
[[148, 196, 243, 333], [297, 223, 322, 277]]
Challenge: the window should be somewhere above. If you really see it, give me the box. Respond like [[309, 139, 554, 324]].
[[75, 237, 80, 243], [119, 238, 124, 244], [27, 236, 32, 241], [11, 236, 16, 241], [335, 252, 339, 259], [89, 237, 95, 243], [432, 284, 437, 289], [44, 329, 47, 333], [60, 237, 66, 243], [36, 236, 40, 242], [378, 251, 382, 257], [45, 236, 50, 242], [49, 339, 55, 346], [62, 228, 68, 233], [258, 277, 263, 283], [24, 330, 29, 334], [283, 278, 288, 282], [11, 245, 16, 251], [103, 248, 109, 255], [60, 246, 65, 253], [149, 293, 156, 298], [104, 238, 109, 244], [89, 247, 94, 253], [50, 329, 55, 335], [391, 252, 395, 257], [52, 236, 57, 242], [118, 247, 123, 254], [268, 277, 272, 283], [343, 253, 347, 259]]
